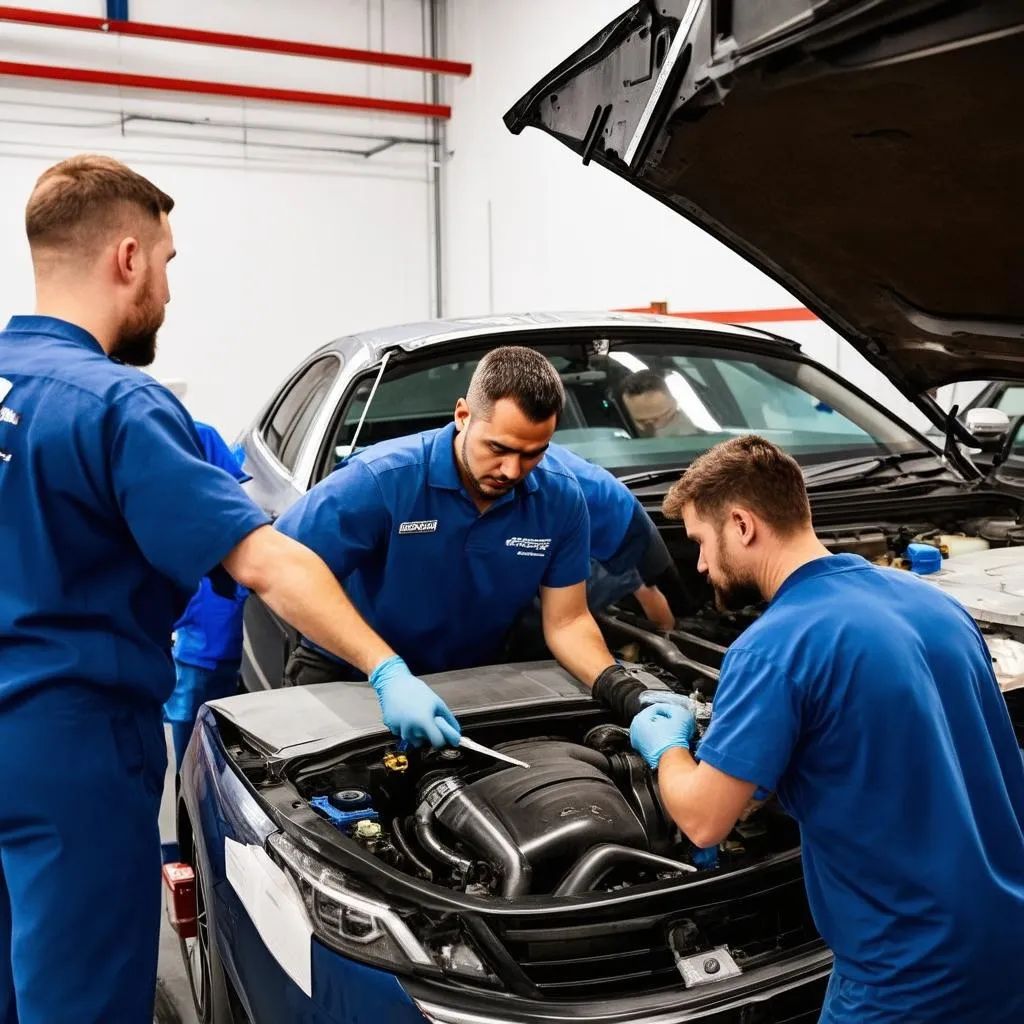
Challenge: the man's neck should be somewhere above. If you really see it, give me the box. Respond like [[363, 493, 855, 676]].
[[35, 284, 116, 355], [758, 532, 833, 601]]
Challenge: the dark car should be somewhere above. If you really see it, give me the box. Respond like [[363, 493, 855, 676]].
[[168, 3, 1024, 1022]]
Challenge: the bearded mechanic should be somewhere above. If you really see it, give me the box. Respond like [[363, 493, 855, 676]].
[[0, 155, 490, 1023], [628, 434, 1024, 1023], [275, 346, 667, 743]]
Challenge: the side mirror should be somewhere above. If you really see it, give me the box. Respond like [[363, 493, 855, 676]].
[[964, 407, 1011, 439]]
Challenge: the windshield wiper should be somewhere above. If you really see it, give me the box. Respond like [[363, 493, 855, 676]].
[[802, 451, 946, 488]]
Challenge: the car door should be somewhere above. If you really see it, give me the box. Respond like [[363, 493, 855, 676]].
[[241, 355, 342, 691]]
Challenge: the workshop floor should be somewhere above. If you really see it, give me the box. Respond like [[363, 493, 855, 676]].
[[156, 726, 200, 1024]]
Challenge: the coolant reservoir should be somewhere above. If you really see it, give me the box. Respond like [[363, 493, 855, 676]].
[[937, 534, 990, 558]]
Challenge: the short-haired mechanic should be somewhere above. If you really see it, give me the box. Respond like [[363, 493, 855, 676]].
[[628, 434, 1024, 1024], [275, 346, 652, 742]]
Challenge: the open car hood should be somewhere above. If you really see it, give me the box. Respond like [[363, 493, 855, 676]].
[[505, 0, 1024, 421]]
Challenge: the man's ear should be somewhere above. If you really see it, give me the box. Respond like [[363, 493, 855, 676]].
[[733, 508, 758, 548], [115, 236, 141, 284], [454, 398, 470, 432]]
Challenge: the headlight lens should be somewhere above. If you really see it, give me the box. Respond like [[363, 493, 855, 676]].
[[267, 832, 497, 984]]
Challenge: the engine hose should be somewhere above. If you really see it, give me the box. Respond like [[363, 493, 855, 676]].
[[554, 843, 696, 896], [414, 803, 473, 878], [597, 610, 719, 689], [420, 776, 532, 899], [391, 816, 434, 882]]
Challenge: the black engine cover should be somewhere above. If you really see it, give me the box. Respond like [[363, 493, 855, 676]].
[[463, 739, 648, 886]]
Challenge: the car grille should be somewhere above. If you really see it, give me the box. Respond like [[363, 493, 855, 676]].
[[485, 859, 820, 1001]]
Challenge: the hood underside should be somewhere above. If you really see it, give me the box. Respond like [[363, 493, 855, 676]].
[[505, 0, 1024, 399]]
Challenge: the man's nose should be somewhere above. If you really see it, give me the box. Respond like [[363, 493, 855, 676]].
[[499, 455, 521, 480], [696, 550, 708, 574]]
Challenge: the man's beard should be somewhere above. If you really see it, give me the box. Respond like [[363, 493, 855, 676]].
[[110, 280, 164, 367], [458, 427, 515, 501], [710, 544, 764, 612]]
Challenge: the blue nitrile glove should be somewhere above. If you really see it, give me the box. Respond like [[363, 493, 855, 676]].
[[629, 702, 697, 770], [369, 656, 462, 749], [637, 690, 694, 712]]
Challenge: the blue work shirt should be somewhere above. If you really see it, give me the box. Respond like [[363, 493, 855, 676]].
[[275, 422, 591, 677], [0, 316, 271, 709], [697, 554, 1024, 1022], [172, 422, 251, 670], [544, 442, 639, 565]]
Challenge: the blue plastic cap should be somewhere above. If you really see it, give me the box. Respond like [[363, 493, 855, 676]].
[[906, 542, 942, 575]]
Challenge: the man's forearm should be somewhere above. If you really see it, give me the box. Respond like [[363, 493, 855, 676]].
[[224, 526, 393, 676], [544, 611, 616, 687], [658, 747, 737, 849]]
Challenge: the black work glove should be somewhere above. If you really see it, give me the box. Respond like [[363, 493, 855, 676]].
[[591, 664, 650, 724]]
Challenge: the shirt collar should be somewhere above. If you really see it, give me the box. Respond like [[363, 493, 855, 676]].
[[4, 315, 105, 355], [771, 552, 869, 603], [428, 421, 540, 497]]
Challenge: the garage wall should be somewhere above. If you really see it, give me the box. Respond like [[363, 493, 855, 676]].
[[441, 0, 937, 435], [0, 0, 443, 438]]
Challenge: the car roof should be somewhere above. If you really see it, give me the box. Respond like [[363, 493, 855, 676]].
[[309, 310, 801, 362]]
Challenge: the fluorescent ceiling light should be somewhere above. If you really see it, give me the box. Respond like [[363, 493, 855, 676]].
[[609, 352, 648, 373]]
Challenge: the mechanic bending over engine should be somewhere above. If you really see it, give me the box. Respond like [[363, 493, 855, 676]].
[[0, 155, 473, 1024], [276, 346, 661, 729], [627, 434, 1024, 1024], [546, 443, 675, 629]]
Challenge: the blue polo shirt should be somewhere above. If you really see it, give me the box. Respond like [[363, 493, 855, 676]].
[[0, 316, 271, 709], [172, 422, 252, 670], [545, 442, 638, 564], [275, 422, 591, 677], [696, 554, 1024, 1022]]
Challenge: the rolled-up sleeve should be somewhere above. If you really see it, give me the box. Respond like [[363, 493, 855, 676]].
[[695, 648, 802, 792], [542, 484, 591, 589], [108, 384, 270, 593]]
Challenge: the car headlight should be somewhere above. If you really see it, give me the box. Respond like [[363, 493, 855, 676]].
[[267, 832, 498, 985]]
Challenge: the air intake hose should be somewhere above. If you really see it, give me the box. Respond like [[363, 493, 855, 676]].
[[418, 775, 532, 899]]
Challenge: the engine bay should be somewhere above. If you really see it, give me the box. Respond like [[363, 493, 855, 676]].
[[289, 705, 799, 899]]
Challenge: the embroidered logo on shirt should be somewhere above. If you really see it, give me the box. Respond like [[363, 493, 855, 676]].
[[506, 536, 551, 557], [0, 407, 20, 426], [398, 519, 438, 535]]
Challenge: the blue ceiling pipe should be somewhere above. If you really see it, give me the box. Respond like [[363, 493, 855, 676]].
[[106, 0, 129, 20]]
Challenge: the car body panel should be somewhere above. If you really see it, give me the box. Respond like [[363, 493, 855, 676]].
[[503, 0, 1024, 421]]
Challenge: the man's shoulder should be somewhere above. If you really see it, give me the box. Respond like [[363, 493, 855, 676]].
[[351, 429, 434, 477]]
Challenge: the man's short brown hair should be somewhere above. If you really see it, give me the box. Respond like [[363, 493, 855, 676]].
[[663, 434, 811, 535], [25, 154, 174, 259]]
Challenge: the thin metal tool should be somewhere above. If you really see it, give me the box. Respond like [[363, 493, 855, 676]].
[[457, 735, 530, 769]]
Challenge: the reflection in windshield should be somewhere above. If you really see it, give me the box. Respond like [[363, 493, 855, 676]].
[[330, 338, 929, 475]]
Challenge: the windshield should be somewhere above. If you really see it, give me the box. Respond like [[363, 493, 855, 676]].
[[327, 338, 929, 476]]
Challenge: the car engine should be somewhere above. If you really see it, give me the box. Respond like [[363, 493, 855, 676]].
[[297, 695, 798, 899]]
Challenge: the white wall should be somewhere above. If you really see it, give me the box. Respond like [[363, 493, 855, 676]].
[[0, 0, 442, 438], [441, 0, 937, 435]]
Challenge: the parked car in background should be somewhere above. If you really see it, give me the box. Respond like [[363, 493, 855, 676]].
[[170, 2, 1024, 1021]]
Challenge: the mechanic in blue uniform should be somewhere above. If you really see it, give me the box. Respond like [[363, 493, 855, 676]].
[[164, 417, 251, 771], [276, 346, 628, 701], [545, 443, 674, 627], [627, 434, 1024, 1023], [0, 154, 463, 1023]]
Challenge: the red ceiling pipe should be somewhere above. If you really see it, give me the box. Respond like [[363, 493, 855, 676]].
[[0, 5, 472, 77], [0, 59, 452, 118]]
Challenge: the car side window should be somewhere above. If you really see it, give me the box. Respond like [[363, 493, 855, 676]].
[[262, 356, 340, 473]]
